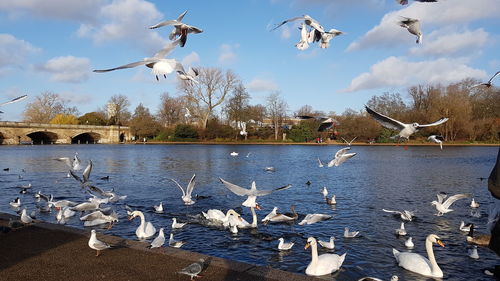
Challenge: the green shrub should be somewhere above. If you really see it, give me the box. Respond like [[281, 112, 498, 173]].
[[174, 124, 199, 139]]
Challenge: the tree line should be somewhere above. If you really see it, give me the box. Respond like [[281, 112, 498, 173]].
[[19, 68, 499, 143]]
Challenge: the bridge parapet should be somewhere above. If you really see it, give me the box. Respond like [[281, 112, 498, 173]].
[[0, 121, 130, 145]]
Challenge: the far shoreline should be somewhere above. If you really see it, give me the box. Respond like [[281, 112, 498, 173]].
[[132, 141, 500, 147]]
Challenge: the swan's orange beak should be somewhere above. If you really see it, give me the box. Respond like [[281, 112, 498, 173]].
[[238, 216, 243, 222], [304, 242, 310, 250], [255, 204, 262, 210], [127, 215, 133, 221], [437, 240, 445, 247]]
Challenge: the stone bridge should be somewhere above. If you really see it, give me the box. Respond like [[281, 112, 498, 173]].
[[0, 121, 131, 145]]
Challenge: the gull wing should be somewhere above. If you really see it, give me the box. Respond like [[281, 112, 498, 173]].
[[149, 10, 187, 29], [69, 170, 83, 184], [219, 178, 250, 196], [317, 158, 324, 167], [88, 185, 105, 197], [0, 95, 28, 106], [365, 105, 406, 131], [436, 192, 447, 204], [188, 67, 198, 77], [93, 60, 149, 72], [489, 71, 500, 83], [416, 118, 449, 128], [153, 37, 182, 58], [317, 121, 334, 132], [180, 261, 203, 276], [170, 178, 186, 197], [270, 16, 305, 31], [442, 193, 471, 209], [296, 115, 316, 120], [186, 174, 196, 196], [335, 153, 356, 166], [335, 147, 351, 159], [187, 25, 203, 34], [382, 209, 403, 215], [82, 160, 92, 183]]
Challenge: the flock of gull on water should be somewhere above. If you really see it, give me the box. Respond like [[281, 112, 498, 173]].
[[4, 103, 492, 280], [2, 0, 499, 280]]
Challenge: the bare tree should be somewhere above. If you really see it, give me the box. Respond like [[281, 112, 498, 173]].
[[266, 91, 288, 140], [23, 91, 79, 123], [157, 92, 186, 127], [178, 67, 238, 129], [106, 94, 131, 125], [224, 83, 250, 124]]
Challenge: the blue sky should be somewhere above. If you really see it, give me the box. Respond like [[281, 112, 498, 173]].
[[1, 0, 499, 121]]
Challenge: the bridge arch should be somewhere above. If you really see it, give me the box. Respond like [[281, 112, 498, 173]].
[[26, 131, 59, 144], [72, 132, 102, 144]]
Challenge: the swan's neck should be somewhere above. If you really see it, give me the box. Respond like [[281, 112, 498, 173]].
[[310, 242, 319, 266], [138, 212, 146, 229], [425, 238, 442, 275], [250, 207, 257, 227]]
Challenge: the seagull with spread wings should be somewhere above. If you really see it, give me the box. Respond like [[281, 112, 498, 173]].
[[93, 37, 183, 81], [328, 147, 356, 167], [271, 14, 325, 34], [431, 193, 471, 216], [171, 174, 196, 205], [428, 135, 444, 150], [296, 115, 335, 132], [365, 105, 448, 141], [219, 178, 291, 208], [0, 95, 28, 113], [472, 71, 500, 88], [398, 16, 423, 44], [149, 10, 203, 47], [177, 65, 199, 84], [341, 136, 357, 146]]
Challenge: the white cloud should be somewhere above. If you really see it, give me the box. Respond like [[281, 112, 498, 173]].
[[343, 56, 487, 92], [409, 28, 489, 57], [0, 34, 40, 70], [36, 56, 91, 83], [77, 0, 167, 53], [59, 90, 93, 105], [218, 44, 239, 65], [182, 52, 200, 67], [0, 0, 106, 22], [246, 78, 279, 92], [348, 0, 500, 51]]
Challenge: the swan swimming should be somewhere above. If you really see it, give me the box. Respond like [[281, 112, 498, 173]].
[[305, 237, 346, 276], [393, 234, 445, 278]]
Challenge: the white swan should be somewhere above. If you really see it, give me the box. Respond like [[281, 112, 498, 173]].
[[230, 207, 258, 229], [230, 152, 238, 156], [128, 210, 156, 239], [299, 214, 332, 225], [305, 237, 346, 276], [318, 236, 335, 250], [393, 234, 445, 278], [202, 209, 241, 227], [278, 238, 294, 250], [171, 174, 196, 205]]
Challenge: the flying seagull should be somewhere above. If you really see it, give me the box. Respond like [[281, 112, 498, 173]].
[[398, 17, 423, 44], [93, 37, 183, 81], [427, 135, 444, 150], [177, 65, 199, 84], [295, 23, 310, 50], [149, 10, 203, 47], [296, 115, 336, 132], [431, 193, 471, 216], [396, 0, 437, 5], [328, 147, 356, 167], [472, 71, 500, 88], [365, 105, 448, 140], [219, 178, 291, 208], [171, 174, 197, 205], [319, 29, 344, 49], [341, 137, 357, 146], [271, 14, 325, 34]]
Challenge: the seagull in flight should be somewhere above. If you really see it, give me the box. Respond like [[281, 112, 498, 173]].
[[431, 193, 471, 216], [319, 29, 344, 49], [328, 147, 356, 167], [396, 0, 437, 5], [382, 209, 415, 221], [428, 135, 444, 150], [398, 17, 423, 44], [177, 65, 199, 84], [149, 10, 203, 47], [472, 71, 500, 88], [295, 23, 310, 51], [219, 178, 291, 208], [171, 174, 196, 205], [341, 137, 357, 146], [296, 115, 336, 132], [365, 105, 448, 141], [271, 14, 325, 34], [93, 37, 183, 81], [0, 95, 28, 114]]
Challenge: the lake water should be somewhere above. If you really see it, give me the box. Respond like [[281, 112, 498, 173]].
[[0, 144, 498, 280]]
